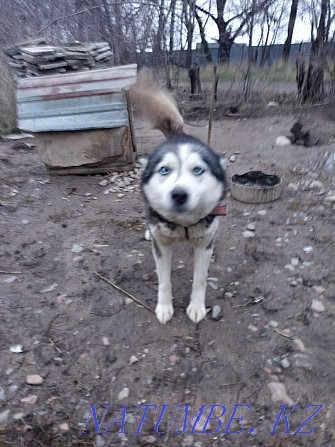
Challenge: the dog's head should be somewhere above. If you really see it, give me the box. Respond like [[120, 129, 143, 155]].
[[141, 135, 227, 226]]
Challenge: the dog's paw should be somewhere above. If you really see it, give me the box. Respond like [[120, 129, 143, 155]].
[[155, 303, 174, 324], [186, 302, 207, 324], [144, 229, 152, 241]]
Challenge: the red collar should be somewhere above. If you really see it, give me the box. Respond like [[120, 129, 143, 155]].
[[210, 205, 227, 216]]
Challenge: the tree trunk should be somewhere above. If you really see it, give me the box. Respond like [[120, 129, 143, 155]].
[[113, 3, 123, 65], [260, 16, 271, 66], [166, 0, 177, 89], [185, 21, 194, 69], [298, 0, 328, 103], [184, 0, 195, 69], [153, 0, 166, 67], [183, 0, 201, 95], [282, 0, 299, 62], [216, 8, 233, 63], [169, 0, 177, 54], [193, 7, 212, 63], [101, 0, 116, 65], [218, 37, 233, 63], [189, 67, 202, 94], [243, 0, 256, 101]]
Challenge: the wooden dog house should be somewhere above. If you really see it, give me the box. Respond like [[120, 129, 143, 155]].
[[16, 64, 137, 174]]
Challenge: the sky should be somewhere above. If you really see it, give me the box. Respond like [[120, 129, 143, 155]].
[[196, 2, 315, 46], [204, 19, 312, 46]]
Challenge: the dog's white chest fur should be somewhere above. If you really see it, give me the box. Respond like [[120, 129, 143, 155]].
[[150, 217, 219, 248]]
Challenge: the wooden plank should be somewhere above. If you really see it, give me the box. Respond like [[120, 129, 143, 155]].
[[85, 42, 110, 50], [5, 39, 46, 56], [48, 162, 134, 175], [38, 61, 68, 70], [20, 45, 58, 56], [8, 61, 26, 69], [124, 88, 137, 154], [17, 64, 137, 89], [17, 38, 47, 47], [95, 51, 113, 62], [36, 127, 132, 169], [16, 78, 137, 100], [65, 60, 84, 69], [62, 46, 89, 54], [96, 46, 110, 54], [62, 50, 96, 59], [19, 53, 60, 64]]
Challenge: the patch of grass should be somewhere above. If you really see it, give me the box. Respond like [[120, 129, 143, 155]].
[[87, 218, 108, 228], [87, 217, 145, 232], [171, 62, 297, 84], [201, 64, 243, 83], [49, 211, 72, 223], [0, 50, 17, 135], [113, 218, 146, 232], [287, 200, 302, 211]]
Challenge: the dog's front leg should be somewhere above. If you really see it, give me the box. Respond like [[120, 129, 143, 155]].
[[187, 245, 213, 324], [152, 238, 174, 324]]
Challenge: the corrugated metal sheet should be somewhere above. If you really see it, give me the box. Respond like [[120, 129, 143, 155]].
[[16, 64, 137, 132]]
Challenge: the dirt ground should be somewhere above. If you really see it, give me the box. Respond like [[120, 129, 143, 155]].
[[0, 110, 335, 447]]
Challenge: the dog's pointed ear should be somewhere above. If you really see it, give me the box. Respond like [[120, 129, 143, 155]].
[[138, 157, 148, 169], [219, 156, 228, 171]]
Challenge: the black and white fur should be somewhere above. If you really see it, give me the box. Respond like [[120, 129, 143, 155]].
[[141, 134, 227, 324]]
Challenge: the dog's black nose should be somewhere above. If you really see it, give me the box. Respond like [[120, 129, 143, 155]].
[[171, 188, 188, 206]]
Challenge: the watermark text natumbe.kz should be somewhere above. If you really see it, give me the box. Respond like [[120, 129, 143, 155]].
[[80, 404, 323, 435]]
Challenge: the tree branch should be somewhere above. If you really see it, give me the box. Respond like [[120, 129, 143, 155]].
[[193, 6, 213, 63], [32, 1, 171, 38], [194, 3, 217, 24], [231, 0, 276, 40], [33, 6, 103, 37]]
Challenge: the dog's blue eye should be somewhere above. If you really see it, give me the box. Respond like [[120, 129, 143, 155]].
[[159, 166, 170, 175], [193, 166, 204, 175]]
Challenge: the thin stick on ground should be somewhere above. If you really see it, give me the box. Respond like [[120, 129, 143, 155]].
[[244, 385, 263, 401], [231, 299, 253, 308], [93, 271, 155, 314], [274, 328, 295, 340], [207, 65, 217, 146]]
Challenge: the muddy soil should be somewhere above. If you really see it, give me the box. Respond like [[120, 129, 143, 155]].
[[0, 112, 334, 447]]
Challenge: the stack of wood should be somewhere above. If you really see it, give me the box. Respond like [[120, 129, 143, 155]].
[[5, 39, 113, 77]]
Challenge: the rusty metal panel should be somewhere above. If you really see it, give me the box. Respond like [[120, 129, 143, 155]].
[[18, 94, 128, 132], [16, 64, 137, 132]]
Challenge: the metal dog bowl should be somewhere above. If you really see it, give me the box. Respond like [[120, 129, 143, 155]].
[[231, 170, 281, 204]]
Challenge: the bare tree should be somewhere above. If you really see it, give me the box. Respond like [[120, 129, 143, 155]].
[[297, 0, 329, 102], [257, 0, 287, 66], [101, 0, 117, 64], [153, 0, 167, 62], [192, 1, 212, 64], [169, 0, 177, 53], [182, 0, 195, 69], [282, 0, 299, 61], [195, 0, 277, 63], [243, 0, 257, 100]]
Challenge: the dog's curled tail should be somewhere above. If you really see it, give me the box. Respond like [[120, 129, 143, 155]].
[[128, 74, 184, 139]]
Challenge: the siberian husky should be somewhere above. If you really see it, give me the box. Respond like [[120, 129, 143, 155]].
[[130, 80, 227, 324]]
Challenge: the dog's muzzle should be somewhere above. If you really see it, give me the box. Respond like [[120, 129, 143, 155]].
[[171, 187, 188, 210]]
